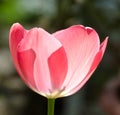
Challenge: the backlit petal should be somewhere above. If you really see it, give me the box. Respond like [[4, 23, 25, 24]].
[[53, 25, 100, 90], [48, 47, 68, 91], [17, 49, 37, 90], [61, 37, 108, 97], [9, 23, 27, 81], [18, 27, 66, 95]]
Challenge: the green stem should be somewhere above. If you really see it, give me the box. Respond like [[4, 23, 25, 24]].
[[48, 98, 55, 115]]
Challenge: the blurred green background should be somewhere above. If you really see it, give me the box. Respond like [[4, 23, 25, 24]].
[[0, 0, 120, 115]]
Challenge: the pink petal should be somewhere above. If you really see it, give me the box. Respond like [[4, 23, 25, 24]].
[[63, 37, 108, 97], [17, 49, 37, 90], [18, 27, 67, 95], [53, 25, 100, 90], [48, 47, 68, 91], [9, 23, 27, 81]]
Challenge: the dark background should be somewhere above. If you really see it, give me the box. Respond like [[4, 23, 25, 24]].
[[0, 0, 120, 115]]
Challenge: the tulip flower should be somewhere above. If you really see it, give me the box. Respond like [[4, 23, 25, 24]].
[[9, 23, 108, 115]]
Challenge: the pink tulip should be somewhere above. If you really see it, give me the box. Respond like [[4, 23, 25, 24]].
[[9, 23, 108, 98]]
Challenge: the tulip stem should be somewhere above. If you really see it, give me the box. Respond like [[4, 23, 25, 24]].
[[48, 98, 55, 115]]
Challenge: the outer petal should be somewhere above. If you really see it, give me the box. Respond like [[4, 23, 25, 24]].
[[53, 25, 100, 90], [63, 37, 108, 97], [18, 28, 68, 96], [9, 23, 27, 81]]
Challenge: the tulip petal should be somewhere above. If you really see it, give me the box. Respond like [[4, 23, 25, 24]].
[[48, 47, 68, 91], [9, 23, 25, 51], [64, 37, 108, 96], [17, 49, 37, 90], [17, 27, 66, 95], [9, 23, 27, 81], [53, 25, 100, 90]]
